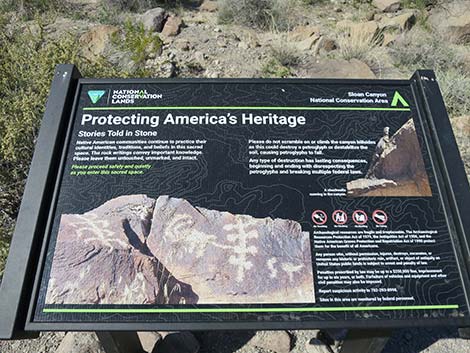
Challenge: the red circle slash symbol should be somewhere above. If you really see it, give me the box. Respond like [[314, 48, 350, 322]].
[[352, 210, 368, 225], [312, 210, 328, 225], [372, 210, 388, 225], [332, 210, 348, 225]]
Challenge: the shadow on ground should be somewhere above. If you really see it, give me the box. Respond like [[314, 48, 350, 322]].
[[382, 327, 461, 353], [194, 331, 256, 353]]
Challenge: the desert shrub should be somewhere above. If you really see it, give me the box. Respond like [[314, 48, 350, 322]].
[[438, 69, 470, 117], [0, 0, 64, 19], [0, 15, 141, 277], [218, 0, 301, 31], [402, 0, 442, 10], [101, 0, 189, 12], [270, 43, 300, 67], [389, 28, 466, 71], [261, 59, 293, 78], [114, 21, 163, 65], [261, 42, 299, 78], [337, 27, 379, 61], [389, 28, 470, 116], [336, 24, 386, 76]]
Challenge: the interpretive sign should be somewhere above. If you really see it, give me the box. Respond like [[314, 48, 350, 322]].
[[1, 65, 469, 338]]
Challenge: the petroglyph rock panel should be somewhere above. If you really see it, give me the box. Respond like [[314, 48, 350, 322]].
[[146, 196, 315, 304], [45, 195, 198, 305]]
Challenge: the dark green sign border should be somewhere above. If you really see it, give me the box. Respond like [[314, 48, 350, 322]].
[[44, 304, 458, 314], [83, 106, 411, 112]]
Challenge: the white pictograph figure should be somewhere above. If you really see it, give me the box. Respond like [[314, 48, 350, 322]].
[[121, 272, 148, 304], [223, 217, 259, 282], [164, 214, 217, 258], [267, 257, 278, 279], [282, 262, 303, 283], [163, 212, 260, 283], [70, 214, 128, 252]]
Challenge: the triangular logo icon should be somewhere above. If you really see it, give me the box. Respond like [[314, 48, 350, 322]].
[[87, 90, 106, 104], [391, 91, 409, 107]]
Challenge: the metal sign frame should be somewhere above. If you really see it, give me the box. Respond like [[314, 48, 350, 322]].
[[1, 65, 469, 339]]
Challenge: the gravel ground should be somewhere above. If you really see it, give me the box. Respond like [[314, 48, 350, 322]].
[[0, 328, 469, 353], [0, 332, 64, 353]]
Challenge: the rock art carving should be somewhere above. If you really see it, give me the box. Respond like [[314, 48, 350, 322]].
[[147, 196, 315, 304], [46, 195, 315, 305]]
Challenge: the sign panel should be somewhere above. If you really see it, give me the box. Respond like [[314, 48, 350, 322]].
[[29, 78, 469, 326]]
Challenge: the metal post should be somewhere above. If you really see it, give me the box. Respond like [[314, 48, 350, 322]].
[[96, 332, 145, 353], [0, 64, 81, 340], [339, 329, 392, 353]]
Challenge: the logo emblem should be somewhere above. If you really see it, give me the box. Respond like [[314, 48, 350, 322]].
[[391, 91, 409, 108], [87, 90, 106, 104]]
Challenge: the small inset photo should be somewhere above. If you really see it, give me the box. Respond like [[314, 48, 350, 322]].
[[347, 118, 432, 197]]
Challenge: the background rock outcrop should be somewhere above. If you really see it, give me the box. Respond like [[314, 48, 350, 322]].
[[347, 118, 432, 197]]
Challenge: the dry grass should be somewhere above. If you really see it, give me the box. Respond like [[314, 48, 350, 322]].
[[218, 0, 303, 31], [336, 24, 387, 77], [270, 42, 300, 67], [389, 27, 470, 116], [438, 69, 470, 117]]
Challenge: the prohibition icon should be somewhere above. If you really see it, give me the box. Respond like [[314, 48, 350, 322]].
[[332, 210, 348, 225], [352, 210, 368, 225], [312, 210, 327, 225], [372, 209, 388, 225]]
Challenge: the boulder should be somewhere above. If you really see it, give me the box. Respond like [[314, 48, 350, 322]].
[[305, 338, 331, 353], [296, 59, 375, 79], [290, 25, 321, 42], [382, 32, 398, 46], [156, 332, 200, 353], [146, 196, 315, 304], [320, 38, 338, 52], [46, 194, 315, 306], [45, 195, 198, 305], [200, 0, 218, 12], [374, 119, 427, 180], [247, 331, 292, 353], [381, 12, 416, 31], [56, 333, 105, 353], [137, 7, 167, 32], [337, 20, 380, 39], [79, 25, 119, 60], [313, 37, 338, 55], [373, 0, 401, 13], [162, 15, 184, 37], [347, 119, 432, 197], [297, 33, 321, 51], [137, 332, 162, 353], [289, 25, 322, 51], [429, 1, 470, 44]]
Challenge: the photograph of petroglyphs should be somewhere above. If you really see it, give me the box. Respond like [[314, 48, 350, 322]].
[[45, 195, 315, 305], [347, 118, 432, 197]]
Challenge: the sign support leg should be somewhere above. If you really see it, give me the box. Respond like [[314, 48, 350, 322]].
[[96, 332, 145, 353], [339, 329, 392, 353]]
